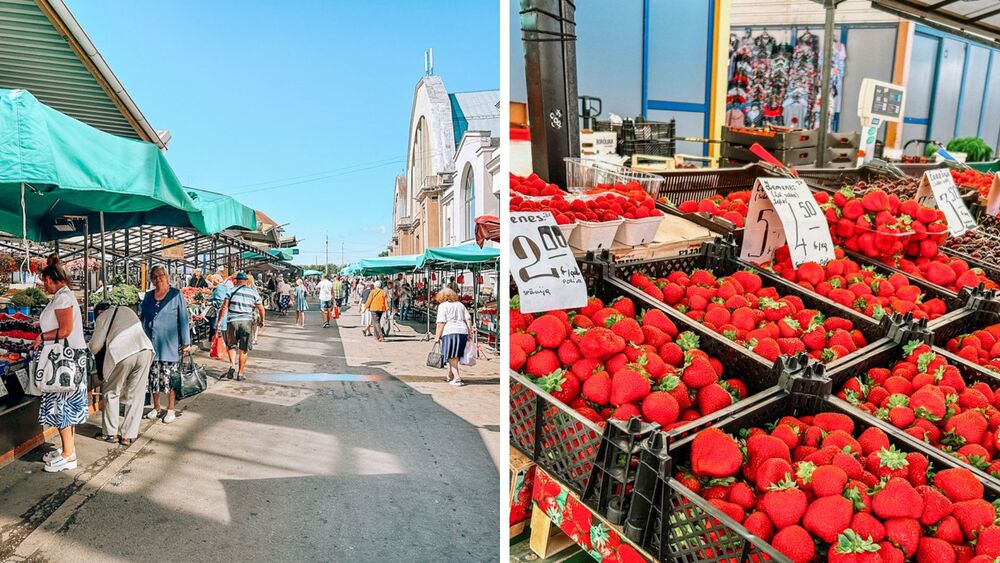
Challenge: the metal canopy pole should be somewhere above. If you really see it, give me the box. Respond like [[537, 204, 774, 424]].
[[522, 0, 579, 188], [83, 216, 90, 325], [815, 0, 840, 168], [99, 212, 107, 299]]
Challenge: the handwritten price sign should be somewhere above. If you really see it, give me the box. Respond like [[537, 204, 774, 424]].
[[510, 212, 588, 314], [739, 178, 835, 267], [916, 169, 977, 236]]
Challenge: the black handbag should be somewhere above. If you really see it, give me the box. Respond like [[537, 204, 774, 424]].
[[426, 342, 443, 369], [172, 353, 208, 400], [93, 306, 121, 381]]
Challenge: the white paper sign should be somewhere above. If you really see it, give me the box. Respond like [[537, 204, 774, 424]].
[[915, 169, 977, 236], [510, 212, 588, 314], [740, 177, 835, 267], [986, 173, 1000, 217], [15, 368, 27, 392], [0, 378, 6, 399]]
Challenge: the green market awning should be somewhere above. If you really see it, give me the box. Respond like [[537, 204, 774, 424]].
[[0, 89, 221, 240], [301, 269, 323, 276], [355, 254, 421, 275], [242, 248, 295, 261], [416, 243, 499, 269]]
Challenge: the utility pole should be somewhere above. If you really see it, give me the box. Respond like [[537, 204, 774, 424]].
[[325, 233, 329, 275], [341, 241, 344, 271]]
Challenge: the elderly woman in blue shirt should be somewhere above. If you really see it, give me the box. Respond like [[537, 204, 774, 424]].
[[139, 265, 190, 424]]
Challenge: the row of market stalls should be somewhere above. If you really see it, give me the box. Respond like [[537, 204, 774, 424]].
[[0, 88, 296, 459], [345, 242, 500, 352]]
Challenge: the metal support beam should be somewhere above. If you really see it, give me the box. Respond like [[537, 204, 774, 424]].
[[521, 0, 579, 188], [816, 0, 838, 167]]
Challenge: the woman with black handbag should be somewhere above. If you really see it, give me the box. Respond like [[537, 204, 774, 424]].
[[32, 255, 89, 473], [140, 265, 190, 424], [90, 302, 154, 446]]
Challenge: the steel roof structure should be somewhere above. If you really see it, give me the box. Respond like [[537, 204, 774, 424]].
[[0, 0, 164, 146], [871, 0, 1000, 46]]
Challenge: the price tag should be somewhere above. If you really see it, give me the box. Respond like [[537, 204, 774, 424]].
[[915, 169, 977, 235], [739, 177, 835, 267], [14, 368, 27, 393], [986, 173, 1000, 217], [510, 212, 588, 314], [0, 377, 6, 399]]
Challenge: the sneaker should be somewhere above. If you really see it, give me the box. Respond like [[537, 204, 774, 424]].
[[163, 411, 176, 424], [449, 379, 465, 386], [145, 409, 160, 420], [235, 375, 246, 382], [43, 454, 77, 473], [42, 449, 63, 463], [323, 323, 329, 328]]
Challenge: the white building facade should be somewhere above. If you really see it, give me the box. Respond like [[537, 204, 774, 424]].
[[391, 75, 500, 255]]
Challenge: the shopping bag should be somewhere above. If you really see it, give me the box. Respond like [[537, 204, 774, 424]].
[[460, 339, 477, 366], [210, 335, 227, 360], [426, 342, 443, 369], [35, 339, 88, 394], [333, 305, 340, 319], [172, 354, 208, 400]]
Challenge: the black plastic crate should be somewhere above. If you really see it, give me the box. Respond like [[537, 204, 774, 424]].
[[721, 126, 817, 150], [652, 163, 788, 235], [929, 289, 1000, 349], [602, 239, 883, 371], [661, 389, 1000, 563], [797, 164, 904, 193], [509, 372, 602, 495], [622, 138, 675, 158]]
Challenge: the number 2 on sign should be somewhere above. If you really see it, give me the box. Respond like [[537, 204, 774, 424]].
[[513, 225, 570, 282]]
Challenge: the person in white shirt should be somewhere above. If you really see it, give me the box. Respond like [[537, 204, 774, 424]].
[[433, 288, 472, 386], [317, 275, 335, 328], [89, 303, 154, 446]]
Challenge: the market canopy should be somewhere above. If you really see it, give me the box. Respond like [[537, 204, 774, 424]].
[[301, 269, 323, 276], [0, 89, 244, 240], [355, 254, 421, 275], [242, 248, 295, 262], [416, 242, 500, 269]]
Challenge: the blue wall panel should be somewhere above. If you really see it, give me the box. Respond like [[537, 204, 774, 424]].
[[646, 0, 709, 105], [958, 45, 990, 138], [928, 38, 966, 141]]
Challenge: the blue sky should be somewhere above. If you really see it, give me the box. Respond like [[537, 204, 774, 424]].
[[66, 0, 499, 265]]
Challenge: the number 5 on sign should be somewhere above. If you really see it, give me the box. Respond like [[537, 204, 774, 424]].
[[739, 177, 835, 267], [510, 212, 588, 314]]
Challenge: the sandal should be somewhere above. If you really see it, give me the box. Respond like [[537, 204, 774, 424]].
[[101, 434, 120, 443], [119, 438, 133, 446]]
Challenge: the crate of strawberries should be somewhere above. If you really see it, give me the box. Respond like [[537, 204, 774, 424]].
[[607, 240, 881, 370], [658, 388, 1000, 563], [827, 334, 1000, 490]]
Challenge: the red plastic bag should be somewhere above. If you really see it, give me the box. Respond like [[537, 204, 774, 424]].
[[333, 306, 340, 319], [210, 335, 227, 359]]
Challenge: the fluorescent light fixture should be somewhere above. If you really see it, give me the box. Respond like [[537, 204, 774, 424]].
[[53, 217, 76, 232]]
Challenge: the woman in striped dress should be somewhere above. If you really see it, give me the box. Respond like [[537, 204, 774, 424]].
[[33, 254, 89, 473]]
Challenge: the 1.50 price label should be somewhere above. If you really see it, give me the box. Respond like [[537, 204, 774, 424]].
[[510, 212, 588, 314]]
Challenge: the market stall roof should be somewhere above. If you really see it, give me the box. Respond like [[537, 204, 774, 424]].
[[0, 0, 165, 146], [241, 248, 295, 261], [301, 269, 323, 276], [870, 0, 1000, 46], [0, 89, 202, 241], [416, 242, 500, 269], [355, 254, 422, 275]]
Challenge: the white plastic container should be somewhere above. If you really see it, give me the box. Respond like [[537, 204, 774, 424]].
[[557, 222, 577, 244], [569, 218, 624, 251], [615, 215, 663, 247]]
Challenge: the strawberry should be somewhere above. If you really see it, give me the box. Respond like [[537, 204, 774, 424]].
[[640, 391, 679, 427], [872, 477, 923, 520], [529, 314, 568, 349], [697, 383, 735, 415], [610, 317, 644, 345], [743, 511, 774, 542], [858, 427, 891, 456], [815, 412, 855, 434], [610, 403, 640, 421], [917, 485, 953, 526], [850, 512, 886, 543], [556, 340, 582, 366], [537, 370, 580, 405], [934, 515, 964, 544], [884, 518, 921, 557], [570, 358, 603, 382], [917, 537, 956, 563], [803, 494, 853, 543], [761, 476, 808, 528], [752, 337, 781, 362], [976, 526, 1000, 557], [811, 464, 848, 497], [582, 371, 612, 405], [827, 530, 881, 562], [681, 357, 718, 389], [511, 332, 537, 354], [525, 349, 560, 377], [609, 369, 650, 406], [934, 467, 984, 502], [610, 296, 635, 318], [771, 525, 815, 563], [578, 327, 626, 359], [952, 499, 995, 537], [657, 376, 691, 409], [727, 481, 756, 510], [944, 410, 987, 446], [690, 428, 742, 478], [641, 308, 677, 337]]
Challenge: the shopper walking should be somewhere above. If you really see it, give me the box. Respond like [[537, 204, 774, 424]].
[[365, 280, 389, 342], [294, 278, 308, 327], [434, 288, 472, 386], [360, 281, 374, 337], [140, 265, 190, 424], [317, 274, 334, 328], [332, 276, 345, 310], [216, 272, 265, 381], [90, 303, 154, 446], [399, 282, 413, 321], [33, 255, 89, 472]]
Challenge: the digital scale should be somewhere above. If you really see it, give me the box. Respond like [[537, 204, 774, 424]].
[[856, 78, 906, 166]]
